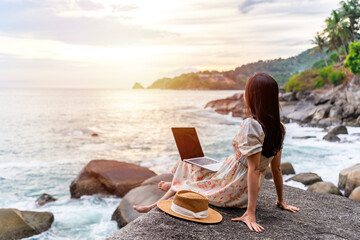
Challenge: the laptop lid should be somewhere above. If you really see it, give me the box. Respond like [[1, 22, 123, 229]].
[[171, 128, 204, 160]]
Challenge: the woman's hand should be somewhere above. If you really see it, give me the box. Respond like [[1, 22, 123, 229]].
[[232, 210, 264, 233], [276, 200, 299, 212]]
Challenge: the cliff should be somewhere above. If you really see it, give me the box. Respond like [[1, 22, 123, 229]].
[[107, 180, 360, 240]]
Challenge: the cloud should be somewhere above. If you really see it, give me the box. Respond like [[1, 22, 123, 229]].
[[0, 0, 174, 46], [76, 0, 104, 11], [111, 4, 138, 12], [238, 0, 275, 14]]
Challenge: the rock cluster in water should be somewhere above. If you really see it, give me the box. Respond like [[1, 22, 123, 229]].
[[205, 75, 360, 128]]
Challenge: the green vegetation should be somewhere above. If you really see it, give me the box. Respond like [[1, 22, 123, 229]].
[[148, 48, 324, 90], [345, 41, 360, 75], [285, 66, 346, 92], [285, 0, 358, 92]]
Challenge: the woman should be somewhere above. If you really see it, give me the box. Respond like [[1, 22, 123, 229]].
[[134, 72, 299, 232]]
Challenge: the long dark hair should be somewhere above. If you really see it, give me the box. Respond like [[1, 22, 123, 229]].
[[244, 72, 285, 158]]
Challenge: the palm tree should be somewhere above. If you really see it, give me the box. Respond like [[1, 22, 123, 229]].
[[311, 32, 329, 66], [327, 34, 343, 61], [325, 10, 351, 55], [340, 0, 360, 41]]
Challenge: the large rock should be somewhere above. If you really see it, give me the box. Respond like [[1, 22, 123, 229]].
[[0, 208, 54, 240], [287, 172, 322, 185], [264, 162, 295, 180], [307, 181, 341, 195], [328, 125, 348, 135], [107, 180, 360, 240], [338, 163, 360, 197], [349, 187, 360, 202], [112, 174, 173, 228], [70, 160, 157, 198]]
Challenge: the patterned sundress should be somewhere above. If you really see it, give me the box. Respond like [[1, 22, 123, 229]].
[[170, 117, 280, 208]]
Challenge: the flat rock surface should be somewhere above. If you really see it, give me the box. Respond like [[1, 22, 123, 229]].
[[107, 180, 360, 240]]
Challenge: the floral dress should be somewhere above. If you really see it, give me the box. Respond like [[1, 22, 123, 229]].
[[170, 117, 278, 208]]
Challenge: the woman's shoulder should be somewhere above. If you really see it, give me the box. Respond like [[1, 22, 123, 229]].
[[241, 117, 264, 135]]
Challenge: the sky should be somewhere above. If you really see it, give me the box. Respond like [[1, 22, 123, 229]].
[[0, 0, 341, 89]]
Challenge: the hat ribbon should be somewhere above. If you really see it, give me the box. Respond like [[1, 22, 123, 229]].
[[171, 202, 209, 219]]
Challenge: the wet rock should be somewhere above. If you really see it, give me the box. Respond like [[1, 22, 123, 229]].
[[349, 186, 360, 202], [36, 193, 57, 207], [292, 136, 316, 139], [264, 162, 295, 180], [287, 101, 315, 123], [0, 208, 54, 240], [322, 133, 340, 142], [338, 163, 360, 197], [328, 125, 348, 135], [107, 180, 360, 240], [307, 181, 341, 195], [342, 105, 356, 119], [70, 160, 157, 198], [111, 174, 173, 228], [287, 172, 322, 185]]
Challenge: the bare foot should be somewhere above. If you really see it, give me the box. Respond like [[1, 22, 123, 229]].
[[158, 181, 171, 192], [133, 204, 156, 213]]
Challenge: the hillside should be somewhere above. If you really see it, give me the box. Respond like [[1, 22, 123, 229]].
[[147, 48, 324, 90]]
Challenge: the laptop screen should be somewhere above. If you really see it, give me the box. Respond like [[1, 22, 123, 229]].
[[171, 128, 204, 160]]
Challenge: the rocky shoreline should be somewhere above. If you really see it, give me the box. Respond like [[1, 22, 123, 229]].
[[205, 75, 360, 128], [1, 158, 359, 239]]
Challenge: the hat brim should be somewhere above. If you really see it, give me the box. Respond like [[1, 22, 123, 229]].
[[157, 200, 222, 224]]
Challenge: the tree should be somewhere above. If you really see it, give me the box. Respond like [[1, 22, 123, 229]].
[[311, 32, 329, 66], [340, 0, 360, 41], [325, 10, 352, 55], [345, 41, 360, 75]]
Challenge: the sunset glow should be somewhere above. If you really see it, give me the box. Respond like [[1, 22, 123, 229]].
[[0, 0, 340, 88]]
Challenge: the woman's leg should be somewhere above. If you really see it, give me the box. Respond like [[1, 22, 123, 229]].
[[133, 188, 176, 213]]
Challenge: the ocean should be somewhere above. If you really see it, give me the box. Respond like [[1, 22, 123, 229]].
[[0, 88, 359, 239]]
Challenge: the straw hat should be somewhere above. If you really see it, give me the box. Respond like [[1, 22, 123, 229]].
[[157, 190, 222, 224]]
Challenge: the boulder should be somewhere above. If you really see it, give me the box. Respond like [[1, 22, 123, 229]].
[[349, 186, 360, 202], [286, 101, 315, 123], [280, 92, 297, 102], [70, 160, 157, 198], [295, 91, 310, 100], [329, 106, 343, 120], [111, 174, 173, 228], [312, 104, 331, 121], [36, 193, 57, 207], [107, 180, 360, 240], [287, 172, 322, 185], [307, 181, 341, 195], [322, 133, 340, 142], [264, 162, 295, 180], [0, 208, 54, 240], [328, 125, 348, 135], [338, 163, 360, 197]]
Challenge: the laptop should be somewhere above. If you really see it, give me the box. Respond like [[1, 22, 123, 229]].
[[171, 127, 222, 172]]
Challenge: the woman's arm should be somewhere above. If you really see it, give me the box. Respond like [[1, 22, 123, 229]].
[[271, 150, 299, 212], [232, 152, 264, 232]]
